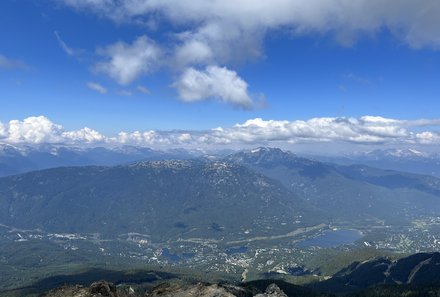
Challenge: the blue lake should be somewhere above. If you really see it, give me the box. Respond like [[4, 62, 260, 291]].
[[298, 229, 363, 248], [162, 248, 195, 262], [162, 248, 181, 262], [225, 246, 248, 255]]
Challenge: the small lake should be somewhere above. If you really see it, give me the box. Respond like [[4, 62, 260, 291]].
[[162, 248, 180, 262], [162, 248, 195, 262], [225, 246, 248, 255], [298, 229, 363, 248]]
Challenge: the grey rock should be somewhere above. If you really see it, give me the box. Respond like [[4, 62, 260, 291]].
[[89, 281, 118, 296], [254, 284, 287, 297]]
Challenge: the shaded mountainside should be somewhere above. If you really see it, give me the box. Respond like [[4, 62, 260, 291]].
[[26, 252, 440, 297], [225, 147, 440, 224], [0, 159, 319, 240], [312, 252, 440, 293]]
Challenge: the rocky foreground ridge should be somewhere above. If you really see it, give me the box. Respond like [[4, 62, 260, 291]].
[[42, 281, 289, 297], [39, 253, 440, 297]]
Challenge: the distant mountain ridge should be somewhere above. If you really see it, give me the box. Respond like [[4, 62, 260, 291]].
[[0, 143, 203, 177], [0, 158, 319, 240], [1, 147, 440, 241], [310, 148, 440, 177], [224, 147, 440, 225], [3, 143, 440, 179]]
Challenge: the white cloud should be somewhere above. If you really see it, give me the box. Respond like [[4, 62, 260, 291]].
[[174, 65, 253, 108], [6, 116, 64, 144], [61, 0, 440, 52], [58, 0, 440, 108], [0, 54, 27, 70], [0, 116, 104, 145], [87, 82, 108, 94], [3, 117, 65, 144], [62, 127, 105, 143], [416, 131, 440, 144], [178, 133, 192, 142], [2, 115, 440, 148], [216, 117, 411, 144], [54, 31, 78, 56], [136, 85, 151, 94], [59, 0, 440, 109], [0, 122, 7, 138], [95, 35, 161, 85], [174, 37, 213, 67], [115, 130, 171, 146]]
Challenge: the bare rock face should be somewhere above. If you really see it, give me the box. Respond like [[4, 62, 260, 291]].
[[145, 282, 237, 297], [42, 281, 131, 297], [144, 282, 285, 297], [89, 281, 118, 296], [42, 281, 286, 297], [254, 284, 288, 297], [42, 284, 89, 297]]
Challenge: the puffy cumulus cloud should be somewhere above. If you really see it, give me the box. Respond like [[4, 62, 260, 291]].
[[95, 35, 161, 85], [6, 116, 65, 144], [170, 23, 263, 69], [0, 54, 27, 70], [174, 65, 253, 108], [116, 130, 153, 144], [0, 116, 105, 145], [60, 0, 440, 108], [178, 133, 192, 142], [217, 117, 411, 144], [87, 82, 108, 94], [113, 130, 208, 146], [416, 132, 440, 144], [62, 127, 105, 143], [2, 115, 440, 148], [173, 38, 214, 68], [0, 122, 7, 138]]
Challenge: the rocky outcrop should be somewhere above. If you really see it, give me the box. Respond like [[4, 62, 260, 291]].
[[42, 281, 132, 297], [254, 284, 287, 297], [144, 282, 253, 297], [42, 281, 287, 297], [89, 281, 118, 297]]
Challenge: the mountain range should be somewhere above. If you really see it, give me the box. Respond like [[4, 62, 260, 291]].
[[0, 143, 203, 177], [2, 143, 440, 179], [225, 147, 440, 225], [1, 147, 440, 241], [0, 158, 318, 240], [310, 148, 440, 178]]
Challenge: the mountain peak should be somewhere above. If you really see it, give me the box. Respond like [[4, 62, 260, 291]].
[[224, 147, 298, 166], [359, 148, 433, 159], [242, 147, 295, 158]]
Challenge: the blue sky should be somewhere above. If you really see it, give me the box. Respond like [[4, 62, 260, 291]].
[[1, 0, 440, 150]]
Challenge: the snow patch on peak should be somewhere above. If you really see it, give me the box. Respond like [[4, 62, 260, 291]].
[[251, 148, 262, 153]]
